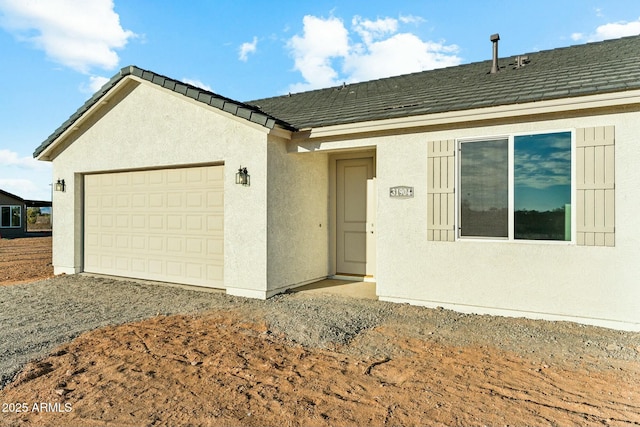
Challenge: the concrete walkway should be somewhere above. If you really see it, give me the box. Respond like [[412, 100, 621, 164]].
[[292, 279, 377, 300]]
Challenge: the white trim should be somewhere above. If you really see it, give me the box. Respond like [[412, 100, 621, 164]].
[[36, 78, 138, 161], [54, 266, 82, 275], [328, 151, 377, 277], [379, 296, 640, 332], [36, 75, 277, 162], [291, 89, 640, 142], [455, 130, 575, 244], [331, 274, 376, 282], [226, 287, 269, 300], [266, 275, 332, 295], [0, 205, 22, 228]]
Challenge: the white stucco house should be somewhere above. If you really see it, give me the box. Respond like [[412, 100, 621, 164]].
[[35, 34, 640, 331]]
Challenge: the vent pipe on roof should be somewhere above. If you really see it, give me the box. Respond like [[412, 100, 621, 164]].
[[490, 33, 500, 74]]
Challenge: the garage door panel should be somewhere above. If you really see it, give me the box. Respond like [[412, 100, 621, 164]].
[[149, 193, 164, 207], [208, 216, 223, 231], [208, 239, 223, 256], [207, 190, 224, 208], [186, 264, 202, 279], [131, 194, 146, 208], [115, 256, 129, 270], [207, 264, 224, 282], [84, 165, 224, 288]]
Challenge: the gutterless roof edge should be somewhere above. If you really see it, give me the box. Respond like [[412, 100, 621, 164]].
[[33, 65, 297, 158]]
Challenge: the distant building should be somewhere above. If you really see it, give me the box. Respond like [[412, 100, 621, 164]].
[[0, 189, 51, 238]]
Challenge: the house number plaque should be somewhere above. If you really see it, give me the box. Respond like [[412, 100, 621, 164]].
[[389, 186, 414, 198]]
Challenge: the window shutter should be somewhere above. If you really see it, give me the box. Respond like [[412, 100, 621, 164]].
[[427, 139, 455, 241], [576, 126, 615, 246]]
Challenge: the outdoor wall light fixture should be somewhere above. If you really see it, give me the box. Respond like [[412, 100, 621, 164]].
[[54, 179, 66, 192], [235, 166, 250, 186]]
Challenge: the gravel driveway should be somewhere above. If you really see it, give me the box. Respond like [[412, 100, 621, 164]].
[[2, 274, 639, 392], [0, 274, 394, 390], [0, 275, 237, 389]]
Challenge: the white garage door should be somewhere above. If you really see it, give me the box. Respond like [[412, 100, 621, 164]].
[[84, 165, 224, 288]]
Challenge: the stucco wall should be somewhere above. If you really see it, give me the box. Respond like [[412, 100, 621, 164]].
[[49, 81, 271, 297], [290, 110, 640, 330], [372, 112, 640, 330], [266, 138, 329, 295]]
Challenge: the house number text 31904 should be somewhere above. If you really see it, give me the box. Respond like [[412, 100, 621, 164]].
[[389, 186, 414, 198]]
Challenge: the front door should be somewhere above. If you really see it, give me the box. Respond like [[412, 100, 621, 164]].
[[336, 157, 375, 276]]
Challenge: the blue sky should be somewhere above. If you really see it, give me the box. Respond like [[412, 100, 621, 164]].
[[2, 0, 640, 201]]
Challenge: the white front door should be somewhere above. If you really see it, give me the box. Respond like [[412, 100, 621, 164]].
[[336, 157, 375, 276]]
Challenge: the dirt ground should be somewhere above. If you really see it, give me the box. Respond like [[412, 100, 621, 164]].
[[0, 237, 639, 426], [0, 236, 54, 285]]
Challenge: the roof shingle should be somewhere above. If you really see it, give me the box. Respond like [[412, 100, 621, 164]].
[[247, 35, 640, 129], [34, 34, 640, 158]]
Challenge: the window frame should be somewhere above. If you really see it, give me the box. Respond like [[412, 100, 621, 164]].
[[0, 205, 22, 228], [456, 129, 576, 244]]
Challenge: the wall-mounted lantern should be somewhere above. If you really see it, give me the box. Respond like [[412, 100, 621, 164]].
[[235, 166, 250, 186], [54, 179, 66, 192]]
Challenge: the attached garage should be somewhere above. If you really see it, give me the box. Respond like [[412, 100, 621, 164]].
[[84, 165, 224, 288], [35, 35, 640, 332]]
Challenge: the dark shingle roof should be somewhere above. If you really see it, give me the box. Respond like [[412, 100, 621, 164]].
[[34, 35, 640, 158], [33, 66, 295, 157], [0, 189, 25, 202], [247, 35, 640, 129]]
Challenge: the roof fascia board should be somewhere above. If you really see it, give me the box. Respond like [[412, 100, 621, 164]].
[[0, 189, 25, 202], [35, 77, 138, 161], [267, 126, 293, 140], [290, 89, 640, 144], [35, 65, 296, 161], [119, 67, 293, 131], [36, 74, 294, 161]]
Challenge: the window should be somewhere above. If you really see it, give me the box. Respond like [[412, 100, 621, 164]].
[[1, 206, 21, 228], [458, 131, 572, 241]]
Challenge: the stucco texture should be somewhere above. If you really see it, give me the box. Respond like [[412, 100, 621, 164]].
[[373, 112, 640, 330], [50, 80, 271, 296], [267, 138, 329, 295]]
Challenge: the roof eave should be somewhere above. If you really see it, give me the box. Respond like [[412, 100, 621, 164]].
[[289, 88, 640, 146], [34, 66, 296, 161], [34, 74, 134, 161], [0, 188, 26, 202]]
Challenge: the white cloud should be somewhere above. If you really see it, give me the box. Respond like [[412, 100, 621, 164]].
[[346, 33, 461, 83], [286, 14, 460, 93], [79, 75, 111, 94], [0, 0, 136, 73], [352, 15, 397, 45], [0, 149, 49, 170], [399, 15, 426, 25], [0, 149, 52, 200], [572, 17, 640, 42], [182, 78, 213, 92], [287, 15, 350, 92], [239, 36, 258, 61]]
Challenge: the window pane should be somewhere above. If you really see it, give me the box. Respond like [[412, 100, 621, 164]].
[[460, 139, 509, 238], [1, 207, 8, 227], [514, 132, 571, 240], [11, 206, 21, 227]]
